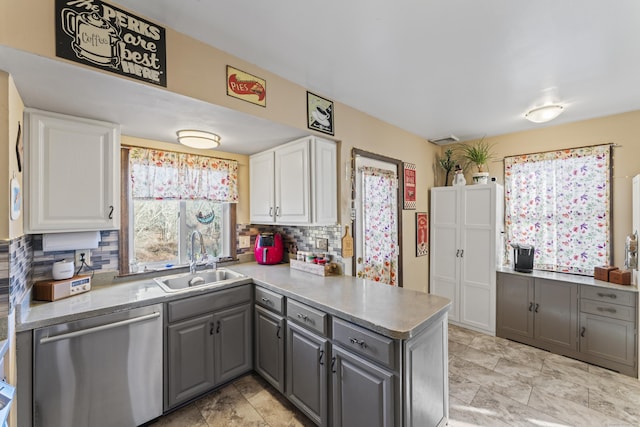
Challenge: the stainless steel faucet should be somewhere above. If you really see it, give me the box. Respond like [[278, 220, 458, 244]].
[[190, 230, 204, 274]]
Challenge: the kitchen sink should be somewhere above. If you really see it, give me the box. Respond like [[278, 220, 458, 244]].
[[154, 269, 247, 293]]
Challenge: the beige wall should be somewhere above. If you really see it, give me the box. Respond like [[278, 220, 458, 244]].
[[450, 110, 640, 268]]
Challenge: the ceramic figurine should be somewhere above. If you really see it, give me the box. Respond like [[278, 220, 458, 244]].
[[452, 164, 466, 186]]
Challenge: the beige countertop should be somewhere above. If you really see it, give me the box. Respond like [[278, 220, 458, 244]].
[[497, 266, 639, 292], [17, 263, 450, 340]]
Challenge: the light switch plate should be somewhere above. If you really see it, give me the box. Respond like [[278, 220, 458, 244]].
[[239, 236, 251, 248], [316, 238, 328, 251]]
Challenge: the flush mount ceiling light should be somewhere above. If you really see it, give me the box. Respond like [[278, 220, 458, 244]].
[[524, 104, 564, 124], [176, 130, 221, 149]]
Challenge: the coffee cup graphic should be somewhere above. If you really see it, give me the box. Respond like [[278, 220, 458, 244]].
[[312, 106, 331, 127], [62, 8, 122, 68]]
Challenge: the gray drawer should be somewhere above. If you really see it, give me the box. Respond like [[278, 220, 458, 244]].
[[286, 299, 327, 336], [580, 300, 635, 322], [582, 286, 636, 307], [332, 317, 397, 369], [167, 285, 252, 323], [255, 286, 284, 315]]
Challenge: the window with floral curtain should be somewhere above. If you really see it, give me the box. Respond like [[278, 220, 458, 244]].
[[359, 166, 398, 285], [126, 147, 238, 271], [504, 144, 611, 275]]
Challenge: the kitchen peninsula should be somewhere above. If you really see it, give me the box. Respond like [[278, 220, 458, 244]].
[[15, 263, 450, 427]]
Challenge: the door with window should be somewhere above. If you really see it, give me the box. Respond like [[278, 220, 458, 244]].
[[353, 150, 402, 286]]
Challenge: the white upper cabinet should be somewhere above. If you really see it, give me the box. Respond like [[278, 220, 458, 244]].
[[24, 109, 121, 233], [250, 136, 337, 226]]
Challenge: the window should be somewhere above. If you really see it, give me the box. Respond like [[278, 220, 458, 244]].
[[504, 145, 611, 275], [121, 147, 238, 273]]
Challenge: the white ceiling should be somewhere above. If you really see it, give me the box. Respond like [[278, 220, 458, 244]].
[[3, 0, 640, 153]]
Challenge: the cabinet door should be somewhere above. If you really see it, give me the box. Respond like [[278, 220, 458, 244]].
[[534, 279, 578, 350], [580, 312, 635, 367], [25, 110, 120, 232], [286, 321, 328, 426], [249, 151, 275, 223], [213, 303, 252, 385], [312, 137, 337, 225], [275, 139, 310, 224], [459, 185, 497, 332], [166, 313, 215, 408], [254, 305, 285, 392], [496, 273, 534, 339], [429, 187, 460, 322], [331, 345, 394, 427]]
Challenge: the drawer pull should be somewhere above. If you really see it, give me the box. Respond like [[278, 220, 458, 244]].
[[331, 357, 336, 374], [456, 249, 460, 257], [581, 327, 586, 337], [276, 325, 281, 339], [269, 207, 273, 216], [597, 292, 617, 299], [210, 321, 215, 335], [534, 303, 539, 313], [528, 302, 534, 312], [319, 349, 324, 365], [349, 337, 368, 349], [216, 321, 221, 334], [596, 306, 617, 314], [261, 297, 271, 304], [297, 313, 309, 322]]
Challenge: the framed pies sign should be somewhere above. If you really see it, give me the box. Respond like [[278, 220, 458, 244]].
[[307, 92, 334, 135], [227, 66, 266, 107]]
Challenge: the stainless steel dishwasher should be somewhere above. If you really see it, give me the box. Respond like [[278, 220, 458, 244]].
[[34, 304, 163, 427]]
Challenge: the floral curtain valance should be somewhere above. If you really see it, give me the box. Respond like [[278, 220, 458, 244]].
[[129, 147, 239, 202], [504, 144, 611, 275]]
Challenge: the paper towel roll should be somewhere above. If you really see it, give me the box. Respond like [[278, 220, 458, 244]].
[[42, 231, 101, 252]]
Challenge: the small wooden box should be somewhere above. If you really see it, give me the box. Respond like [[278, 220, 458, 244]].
[[609, 269, 632, 285], [594, 265, 618, 281], [290, 259, 339, 276]]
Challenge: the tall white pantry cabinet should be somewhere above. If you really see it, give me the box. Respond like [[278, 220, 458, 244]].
[[430, 183, 504, 335]]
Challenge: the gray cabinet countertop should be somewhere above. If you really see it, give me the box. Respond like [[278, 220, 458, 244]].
[[497, 267, 639, 293], [17, 263, 450, 339]]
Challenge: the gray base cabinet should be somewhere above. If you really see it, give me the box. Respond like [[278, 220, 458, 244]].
[[533, 279, 578, 351], [331, 345, 394, 427], [286, 321, 328, 426], [254, 305, 285, 392], [497, 273, 578, 353], [167, 313, 216, 408], [165, 285, 253, 410], [498, 272, 637, 377], [214, 303, 253, 385]]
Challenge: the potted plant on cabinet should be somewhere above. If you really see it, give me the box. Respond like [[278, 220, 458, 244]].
[[437, 148, 456, 186], [460, 137, 494, 184]]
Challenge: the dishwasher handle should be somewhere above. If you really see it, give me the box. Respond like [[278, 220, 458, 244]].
[[39, 311, 161, 345]]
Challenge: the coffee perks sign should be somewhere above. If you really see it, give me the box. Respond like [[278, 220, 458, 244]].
[[55, 0, 167, 87]]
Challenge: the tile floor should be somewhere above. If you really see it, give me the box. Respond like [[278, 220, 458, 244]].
[[150, 324, 640, 426]]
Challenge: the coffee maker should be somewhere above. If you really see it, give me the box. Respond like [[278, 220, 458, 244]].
[[511, 243, 534, 273]]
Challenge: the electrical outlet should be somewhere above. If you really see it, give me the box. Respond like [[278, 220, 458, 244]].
[[316, 238, 328, 251], [75, 250, 90, 266], [239, 236, 251, 249]]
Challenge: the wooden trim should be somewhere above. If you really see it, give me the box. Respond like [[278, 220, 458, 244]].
[[351, 148, 404, 287], [119, 147, 130, 274]]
